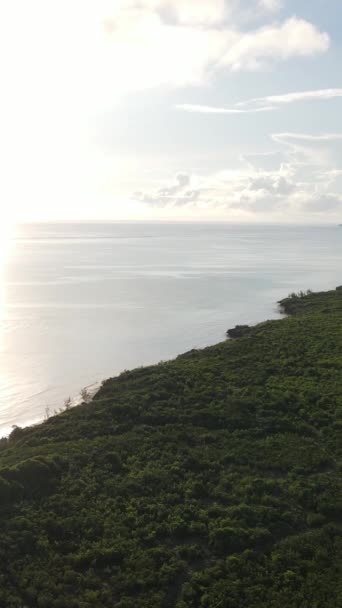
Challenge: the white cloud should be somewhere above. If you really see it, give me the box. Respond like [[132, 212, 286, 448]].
[[248, 174, 294, 195], [145, 0, 228, 25], [239, 88, 342, 108], [220, 17, 329, 71], [133, 164, 298, 217], [302, 193, 342, 213], [0, 0, 333, 220], [272, 132, 342, 143], [0, 4, 330, 115], [98, 12, 329, 94], [258, 0, 284, 11], [271, 132, 342, 166], [177, 88, 342, 115], [324, 169, 342, 178], [134, 173, 200, 207], [176, 104, 274, 114], [114, 0, 283, 28], [133, 131, 342, 220]]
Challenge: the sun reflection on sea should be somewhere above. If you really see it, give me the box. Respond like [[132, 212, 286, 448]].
[[0, 222, 15, 329]]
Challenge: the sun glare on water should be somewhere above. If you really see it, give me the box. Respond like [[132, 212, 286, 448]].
[[0, 220, 14, 260], [0, 220, 15, 323]]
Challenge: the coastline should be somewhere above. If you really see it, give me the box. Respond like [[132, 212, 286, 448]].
[[0, 286, 341, 605], [2, 287, 340, 440], [3, 222, 342, 439], [2, 297, 289, 440], [0, 381, 102, 440]]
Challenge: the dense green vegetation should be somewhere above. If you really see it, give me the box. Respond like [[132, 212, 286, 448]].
[[0, 288, 341, 607]]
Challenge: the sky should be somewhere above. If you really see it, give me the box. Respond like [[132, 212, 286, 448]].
[[0, 0, 341, 223]]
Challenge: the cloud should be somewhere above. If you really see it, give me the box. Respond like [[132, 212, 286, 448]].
[[159, 173, 190, 194], [0, 1, 334, 219], [220, 17, 329, 71], [97, 10, 330, 97], [134, 173, 199, 207], [133, 165, 297, 214], [0, 3, 330, 118], [272, 132, 342, 143], [177, 88, 342, 115], [303, 193, 342, 213], [324, 169, 342, 179], [258, 0, 283, 11], [248, 174, 294, 195], [239, 88, 342, 108], [271, 132, 342, 166], [118, 0, 283, 28], [146, 0, 228, 26], [177, 104, 274, 114], [133, 131, 342, 219]]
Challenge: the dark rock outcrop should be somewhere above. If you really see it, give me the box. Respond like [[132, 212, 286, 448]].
[[226, 324, 251, 339]]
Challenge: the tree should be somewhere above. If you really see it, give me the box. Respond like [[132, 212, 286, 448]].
[[64, 397, 72, 410], [80, 388, 91, 403]]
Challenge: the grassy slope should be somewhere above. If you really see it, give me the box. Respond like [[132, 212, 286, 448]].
[[0, 289, 341, 608]]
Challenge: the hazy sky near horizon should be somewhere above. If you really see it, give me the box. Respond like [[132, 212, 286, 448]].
[[0, 1, 342, 223]]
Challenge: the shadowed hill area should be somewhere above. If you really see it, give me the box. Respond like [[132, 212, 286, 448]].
[[0, 288, 341, 607]]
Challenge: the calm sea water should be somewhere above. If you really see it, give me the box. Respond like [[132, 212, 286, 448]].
[[0, 222, 341, 436]]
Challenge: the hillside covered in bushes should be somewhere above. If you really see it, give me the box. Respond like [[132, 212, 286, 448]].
[[0, 288, 341, 607]]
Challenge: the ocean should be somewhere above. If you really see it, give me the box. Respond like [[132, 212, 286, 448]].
[[0, 222, 341, 436]]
